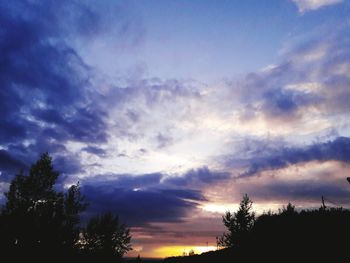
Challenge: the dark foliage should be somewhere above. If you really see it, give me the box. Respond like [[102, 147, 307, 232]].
[[83, 212, 132, 261], [0, 153, 85, 259], [0, 153, 132, 261], [247, 206, 350, 261]]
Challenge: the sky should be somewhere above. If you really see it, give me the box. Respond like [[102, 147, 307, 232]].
[[1, 0, 350, 258]]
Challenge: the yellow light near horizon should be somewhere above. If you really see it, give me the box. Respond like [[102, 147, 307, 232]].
[[153, 245, 217, 258], [194, 246, 217, 254]]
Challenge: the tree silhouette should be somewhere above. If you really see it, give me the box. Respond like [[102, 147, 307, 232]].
[[83, 212, 132, 260], [0, 153, 86, 257], [219, 194, 255, 248], [0, 153, 133, 260]]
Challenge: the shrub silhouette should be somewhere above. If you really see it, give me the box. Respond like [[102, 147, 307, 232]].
[[188, 249, 195, 256]]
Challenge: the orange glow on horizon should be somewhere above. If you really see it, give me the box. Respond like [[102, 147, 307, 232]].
[[153, 245, 217, 258], [127, 244, 218, 258]]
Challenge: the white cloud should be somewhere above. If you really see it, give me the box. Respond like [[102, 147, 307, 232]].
[[74, 20, 350, 179], [292, 0, 343, 13]]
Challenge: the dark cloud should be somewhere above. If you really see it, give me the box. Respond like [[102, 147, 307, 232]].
[[0, 150, 27, 181], [81, 182, 205, 226], [0, 0, 110, 144], [82, 146, 107, 157], [165, 166, 230, 187], [53, 154, 83, 176], [87, 165, 230, 191], [32, 107, 109, 144], [246, 180, 350, 206], [238, 136, 350, 177], [0, 147, 42, 182], [0, 0, 135, 177], [79, 167, 230, 225], [267, 182, 350, 201], [261, 88, 317, 119], [89, 173, 163, 189]]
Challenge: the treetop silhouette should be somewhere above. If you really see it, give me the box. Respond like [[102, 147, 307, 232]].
[[219, 194, 255, 248]]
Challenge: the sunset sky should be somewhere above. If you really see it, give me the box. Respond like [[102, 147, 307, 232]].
[[1, 0, 350, 258]]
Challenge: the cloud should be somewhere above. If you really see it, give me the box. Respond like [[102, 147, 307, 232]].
[[202, 159, 350, 213], [79, 166, 230, 225], [105, 78, 201, 142], [0, 0, 144, 180], [81, 180, 206, 226], [0, 150, 27, 181], [260, 86, 318, 121], [232, 160, 350, 208], [82, 146, 107, 157], [228, 136, 350, 177], [165, 166, 230, 187], [259, 181, 350, 202], [0, 1, 108, 148], [292, 0, 343, 12], [53, 154, 83, 176], [229, 22, 350, 138], [88, 173, 163, 189], [155, 133, 174, 149]]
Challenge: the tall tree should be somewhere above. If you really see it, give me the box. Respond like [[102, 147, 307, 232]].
[[83, 212, 132, 259], [219, 194, 255, 248]]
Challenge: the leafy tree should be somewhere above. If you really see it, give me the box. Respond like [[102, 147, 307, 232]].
[[83, 212, 132, 259], [219, 194, 255, 248], [0, 153, 86, 255]]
